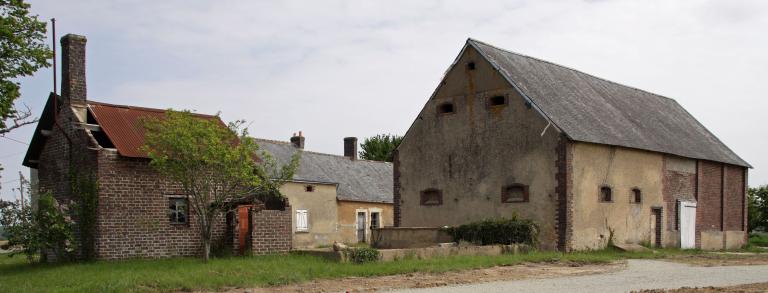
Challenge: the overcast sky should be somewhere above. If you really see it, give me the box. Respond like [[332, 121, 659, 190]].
[[1, 0, 766, 201]]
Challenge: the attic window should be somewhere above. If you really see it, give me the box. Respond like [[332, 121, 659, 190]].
[[600, 186, 613, 202], [437, 103, 454, 114], [420, 189, 443, 206], [502, 184, 529, 203], [305, 185, 315, 192], [632, 188, 642, 203], [467, 62, 476, 70], [488, 95, 507, 107]]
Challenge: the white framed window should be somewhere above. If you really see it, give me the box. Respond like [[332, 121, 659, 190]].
[[296, 209, 308, 232]]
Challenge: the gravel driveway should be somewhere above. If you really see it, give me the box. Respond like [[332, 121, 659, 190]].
[[392, 259, 768, 293]]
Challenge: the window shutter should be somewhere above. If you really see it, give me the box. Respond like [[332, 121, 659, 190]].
[[296, 209, 308, 232]]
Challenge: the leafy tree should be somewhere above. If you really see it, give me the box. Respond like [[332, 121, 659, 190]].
[[748, 185, 768, 232], [1, 0, 51, 135], [0, 193, 74, 262], [359, 134, 403, 162], [141, 110, 299, 261]]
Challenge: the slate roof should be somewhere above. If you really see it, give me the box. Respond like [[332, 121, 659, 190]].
[[255, 139, 394, 203], [467, 39, 750, 167]]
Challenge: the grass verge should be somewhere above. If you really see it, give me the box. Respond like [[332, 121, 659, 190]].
[[0, 248, 701, 293], [749, 233, 768, 247]]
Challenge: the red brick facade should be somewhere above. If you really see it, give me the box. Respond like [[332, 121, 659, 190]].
[[251, 209, 292, 254], [555, 135, 573, 252]]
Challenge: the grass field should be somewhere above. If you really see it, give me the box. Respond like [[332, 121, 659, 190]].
[[0, 248, 700, 293], [750, 233, 768, 247]]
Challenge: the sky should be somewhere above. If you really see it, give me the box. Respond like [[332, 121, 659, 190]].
[[1, 0, 767, 201]]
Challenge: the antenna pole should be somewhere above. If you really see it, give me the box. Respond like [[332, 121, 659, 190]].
[[51, 18, 57, 95]]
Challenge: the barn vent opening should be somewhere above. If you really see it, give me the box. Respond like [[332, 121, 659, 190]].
[[437, 102, 454, 114], [502, 184, 529, 203], [467, 62, 476, 70], [489, 95, 507, 107], [420, 189, 443, 206], [632, 188, 642, 203], [600, 186, 613, 202]]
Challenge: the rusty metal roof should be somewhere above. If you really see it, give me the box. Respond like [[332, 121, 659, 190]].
[[88, 101, 221, 158]]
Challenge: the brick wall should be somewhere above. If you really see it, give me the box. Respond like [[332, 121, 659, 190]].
[[95, 150, 227, 259], [393, 149, 401, 227], [554, 136, 573, 252], [724, 165, 745, 231], [251, 207, 292, 254], [661, 157, 696, 232], [697, 161, 723, 233]]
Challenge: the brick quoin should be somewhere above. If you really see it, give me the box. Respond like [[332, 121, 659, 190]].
[[393, 149, 401, 227], [554, 135, 573, 252]]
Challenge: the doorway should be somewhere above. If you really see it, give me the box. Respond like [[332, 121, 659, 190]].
[[679, 201, 697, 249], [357, 211, 366, 243], [652, 208, 663, 247], [237, 205, 253, 255]]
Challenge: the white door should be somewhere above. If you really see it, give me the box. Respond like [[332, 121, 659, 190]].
[[679, 201, 697, 249]]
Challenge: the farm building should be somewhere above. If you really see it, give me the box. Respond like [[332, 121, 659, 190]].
[[394, 39, 750, 251]]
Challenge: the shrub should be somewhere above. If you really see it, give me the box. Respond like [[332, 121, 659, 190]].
[[346, 247, 380, 264], [442, 216, 539, 246], [0, 193, 74, 262]]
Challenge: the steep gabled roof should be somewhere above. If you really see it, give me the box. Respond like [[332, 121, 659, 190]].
[[255, 139, 394, 204], [467, 39, 750, 167]]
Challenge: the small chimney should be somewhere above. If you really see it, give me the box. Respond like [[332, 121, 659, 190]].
[[344, 137, 358, 160], [61, 34, 87, 122], [290, 131, 305, 149]]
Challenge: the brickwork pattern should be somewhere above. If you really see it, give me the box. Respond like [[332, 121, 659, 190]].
[[251, 208, 292, 254], [555, 136, 573, 252], [697, 161, 723, 232], [724, 165, 745, 231], [393, 150, 401, 227], [661, 158, 696, 232]]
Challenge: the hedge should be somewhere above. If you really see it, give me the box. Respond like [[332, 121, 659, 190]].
[[442, 217, 539, 246]]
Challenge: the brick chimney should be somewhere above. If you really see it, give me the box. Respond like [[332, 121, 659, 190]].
[[290, 131, 305, 149], [344, 137, 357, 160], [61, 34, 87, 121]]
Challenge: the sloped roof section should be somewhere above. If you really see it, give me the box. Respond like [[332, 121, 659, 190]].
[[255, 139, 394, 203], [88, 101, 222, 158], [469, 39, 750, 167]]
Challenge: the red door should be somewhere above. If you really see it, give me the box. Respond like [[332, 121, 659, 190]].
[[237, 205, 252, 255]]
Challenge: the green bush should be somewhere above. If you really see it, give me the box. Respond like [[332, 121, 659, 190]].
[[443, 216, 539, 246], [346, 247, 380, 264]]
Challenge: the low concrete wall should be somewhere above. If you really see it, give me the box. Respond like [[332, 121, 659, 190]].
[[372, 227, 452, 249], [725, 231, 747, 250], [377, 244, 530, 262], [700, 231, 724, 250]]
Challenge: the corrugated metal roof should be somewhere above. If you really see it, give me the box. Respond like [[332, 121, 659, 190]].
[[255, 139, 394, 203], [468, 39, 750, 167], [88, 101, 221, 158]]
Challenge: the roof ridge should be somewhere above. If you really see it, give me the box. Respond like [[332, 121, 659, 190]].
[[87, 100, 220, 118], [467, 38, 677, 102], [253, 137, 392, 165]]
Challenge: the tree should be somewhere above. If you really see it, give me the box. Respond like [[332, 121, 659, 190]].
[[0, 193, 74, 262], [1, 0, 51, 135], [141, 110, 299, 261], [359, 134, 403, 162], [748, 185, 768, 233]]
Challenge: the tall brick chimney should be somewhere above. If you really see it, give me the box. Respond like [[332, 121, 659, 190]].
[[290, 131, 305, 149], [344, 137, 357, 160], [61, 34, 87, 121]]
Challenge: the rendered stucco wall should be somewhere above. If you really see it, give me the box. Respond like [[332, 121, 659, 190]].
[[337, 201, 394, 244], [570, 142, 664, 250], [280, 182, 338, 248], [396, 45, 561, 250]]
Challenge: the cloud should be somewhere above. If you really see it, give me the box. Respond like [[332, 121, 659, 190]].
[[2, 0, 767, 201]]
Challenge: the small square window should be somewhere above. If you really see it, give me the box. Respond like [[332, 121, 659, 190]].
[[502, 184, 529, 203], [632, 188, 642, 203], [437, 102, 454, 114], [420, 189, 443, 206], [600, 186, 613, 202], [169, 197, 188, 224], [305, 185, 315, 192], [488, 95, 507, 107]]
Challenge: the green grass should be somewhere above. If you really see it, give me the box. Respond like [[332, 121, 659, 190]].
[[749, 233, 768, 247], [0, 248, 699, 293]]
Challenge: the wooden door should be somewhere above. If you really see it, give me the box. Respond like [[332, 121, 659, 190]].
[[238, 205, 252, 255], [357, 212, 366, 243], [679, 201, 697, 249]]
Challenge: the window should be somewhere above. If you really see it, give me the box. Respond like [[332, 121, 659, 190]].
[[168, 197, 188, 224], [502, 184, 529, 203], [305, 185, 315, 192], [600, 186, 613, 202], [420, 189, 443, 206], [370, 212, 380, 229], [437, 103, 454, 114], [488, 95, 507, 107], [296, 209, 308, 232], [632, 188, 642, 203], [467, 62, 476, 70]]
